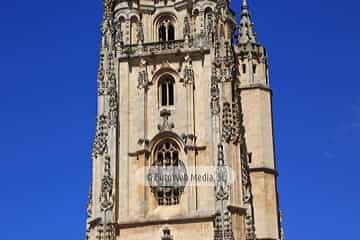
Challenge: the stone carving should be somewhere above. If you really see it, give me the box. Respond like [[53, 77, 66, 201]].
[[214, 42, 221, 63], [240, 144, 256, 240], [223, 211, 234, 240], [119, 39, 192, 56], [224, 64, 234, 82], [222, 102, 232, 143], [219, 24, 225, 40], [181, 134, 196, 145], [87, 183, 93, 218], [180, 133, 207, 153], [161, 227, 174, 240], [158, 109, 174, 132], [88, 1, 119, 240], [138, 70, 149, 89], [103, 0, 114, 19], [224, 42, 232, 59], [96, 225, 103, 240], [213, 15, 219, 45], [237, 0, 257, 45], [104, 223, 117, 240], [92, 115, 108, 159], [214, 211, 235, 240], [108, 75, 118, 127], [210, 67, 220, 115], [108, 87, 118, 127], [215, 144, 229, 201], [137, 21, 144, 44], [87, 0, 282, 239], [138, 59, 149, 89], [181, 133, 196, 149], [106, 52, 118, 127], [214, 212, 222, 240], [214, 144, 234, 240], [97, 54, 106, 96], [216, 0, 227, 10], [97, 6, 119, 125], [182, 55, 194, 86], [183, 16, 191, 39], [231, 94, 242, 144], [115, 21, 123, 46], [103, 19, 115, 50], [94, 223, 116, 240], [207, 13, 214, 35], [100, 156, 114, 211], [149, 141, 186, 206]]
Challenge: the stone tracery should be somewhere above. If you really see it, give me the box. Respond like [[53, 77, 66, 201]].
[[87, 0, 282, 239]]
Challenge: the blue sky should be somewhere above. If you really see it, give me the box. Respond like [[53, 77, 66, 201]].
[[0, 0, 359, 239]]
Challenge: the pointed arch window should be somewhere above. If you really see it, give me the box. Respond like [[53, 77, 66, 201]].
[[157, 17, 176, 42], [159, 24, 167, 42], [151, 140, 185, 206], [159, 76, 175, 107], [205, 7, 213, 34], [168, 24, 175, 41]]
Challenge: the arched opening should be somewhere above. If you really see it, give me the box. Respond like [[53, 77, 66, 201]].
[[205, 8, 213, 34], [168, 24, 175, 41], [119, 16, 125, 25], [155, 141, 180, 167], [192, 9, 200, 34], [115, 16, 126, 43], [159, 75, 175, 107], [220, 24, 225, 39], [161, 81, 168, 105], [130, 16, 139, 45], [159, 24, 166, 42], [151, 139, 185, 206], [225, 21, 235, 40], [155, 15, 176, 42]]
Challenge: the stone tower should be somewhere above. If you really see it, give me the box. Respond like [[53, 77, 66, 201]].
[[86, 0, 283, 239]]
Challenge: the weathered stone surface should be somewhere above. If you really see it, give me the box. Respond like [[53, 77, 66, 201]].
[[86, 1, 283, 240]]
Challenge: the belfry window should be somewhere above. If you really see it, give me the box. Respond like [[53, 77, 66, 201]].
[[242, 64, 247, 74], [168, 24, 175, 41], [157, 18, 176, 42], [159, 76, 175, 107], [159, 24, 167, 42], [151, 140, 185, 206]]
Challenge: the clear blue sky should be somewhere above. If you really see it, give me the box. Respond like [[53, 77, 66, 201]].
[[0, 0, 359, 239]]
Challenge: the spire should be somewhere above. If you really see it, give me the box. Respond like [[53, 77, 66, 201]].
[[238, 0, 257, 45]]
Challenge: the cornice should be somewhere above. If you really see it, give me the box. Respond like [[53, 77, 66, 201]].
[[249, 167, 279, 177], [117, 212, 216, 229], [238, 84, 272, 95], [118, 45, 210, 61]]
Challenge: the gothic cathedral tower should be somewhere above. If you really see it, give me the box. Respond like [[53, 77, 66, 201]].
[[86, 0, 283, 239]]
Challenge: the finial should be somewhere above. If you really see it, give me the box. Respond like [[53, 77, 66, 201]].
[[242, 0, 248, 8], [238, 0, 257, 45], [103, 0, 114, 19]]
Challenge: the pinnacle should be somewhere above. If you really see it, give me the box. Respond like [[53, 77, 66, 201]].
[[238, 0, 257, 45]]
